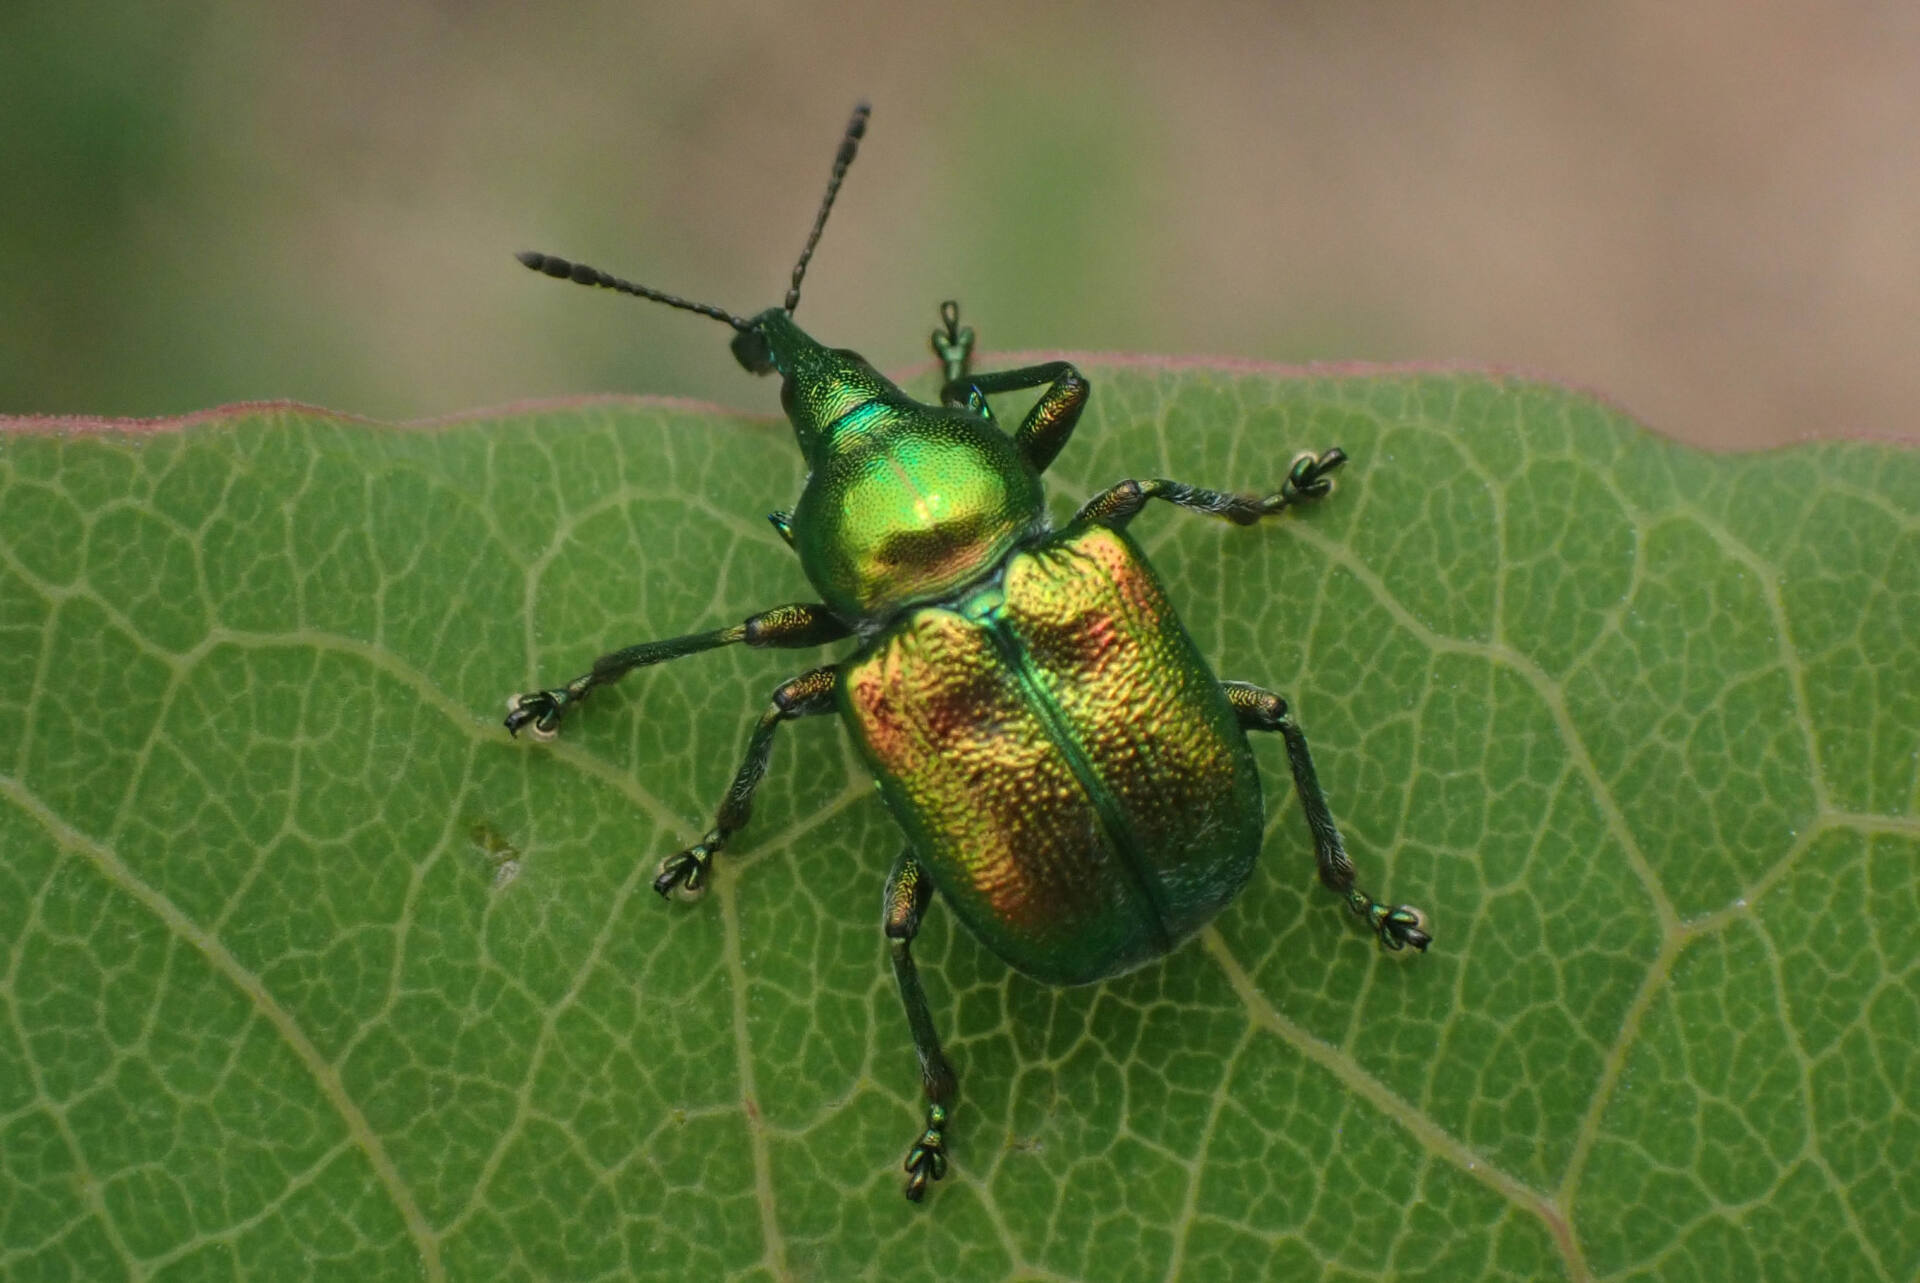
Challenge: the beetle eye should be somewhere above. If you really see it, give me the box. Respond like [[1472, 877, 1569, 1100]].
[[731, 328, 774, 374]]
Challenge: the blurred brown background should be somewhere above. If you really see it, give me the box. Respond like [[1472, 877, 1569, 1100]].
[[4, 0, 1917, 448]]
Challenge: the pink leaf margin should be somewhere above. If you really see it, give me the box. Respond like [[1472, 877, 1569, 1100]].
[[1, 354, 1909, 453]]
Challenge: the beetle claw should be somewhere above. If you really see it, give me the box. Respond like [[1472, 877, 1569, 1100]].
[[931, 301, 973, 362], [1285, 447, 1348, 501], [504, 690, 567, 739], [653, 841, 716, 900], [1378, 904, 1431, 952]]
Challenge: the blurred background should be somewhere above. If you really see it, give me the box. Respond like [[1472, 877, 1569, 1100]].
[[4, 0, 1918, 448]]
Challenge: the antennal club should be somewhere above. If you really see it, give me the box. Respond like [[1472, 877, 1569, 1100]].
[[785, 101, 871, 315], [515, 251, 750, 331]]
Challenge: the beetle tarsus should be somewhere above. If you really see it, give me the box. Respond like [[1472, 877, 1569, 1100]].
[[931, 300, 975, 397], [1353, 894, 1431, 952], [653, 839, 717, 900], [902, 1103, 949, 1202], [1274, 446, 1347, 507], [504, 688, 572, 739], [1378, 904, 1431, 952]]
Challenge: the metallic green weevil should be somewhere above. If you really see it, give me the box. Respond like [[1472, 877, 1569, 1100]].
[[507, 102, 1431, 1202]]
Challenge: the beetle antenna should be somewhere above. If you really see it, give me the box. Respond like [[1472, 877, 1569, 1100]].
[[515, 250, 751, 331], [784, 101, 870, 315]]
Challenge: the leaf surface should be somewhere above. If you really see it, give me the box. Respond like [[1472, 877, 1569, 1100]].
[[1, 364, 1915, 1282]]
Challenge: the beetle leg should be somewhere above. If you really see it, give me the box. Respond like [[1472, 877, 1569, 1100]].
[[965, 361, 1089, 475], [931, 303, 1089, 473], [652, 666, 840, 899], [504, 602, 848, 739], [884, 848, 957, 1202], [1072, 448, 1348, 528], [1223, 680, 1432, 953]]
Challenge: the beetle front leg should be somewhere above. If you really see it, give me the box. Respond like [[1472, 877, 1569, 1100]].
[[504, 602, 848, 739], [1223, 680, 1431, 952], [653, 666, 840, 899], [883, 848, 957, 1202], [931, 301, 1088, 472], [1072, 448, 1348, 529]]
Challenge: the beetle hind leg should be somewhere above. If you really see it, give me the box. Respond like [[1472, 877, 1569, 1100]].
[[884, 849, 958, 1202], [1224, 681, 1432, 952]]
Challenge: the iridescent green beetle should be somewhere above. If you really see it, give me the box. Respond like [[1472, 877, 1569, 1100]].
[[507, 102, 1431, 1202]]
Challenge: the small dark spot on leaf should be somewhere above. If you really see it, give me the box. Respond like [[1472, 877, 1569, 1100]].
[[468, 821, 523, 889]]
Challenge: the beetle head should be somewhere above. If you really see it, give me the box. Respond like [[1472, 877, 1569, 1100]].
[[516, 102, 871, 390]]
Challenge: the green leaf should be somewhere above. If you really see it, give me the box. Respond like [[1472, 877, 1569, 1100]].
[[2, 365, 1914, 1282]]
